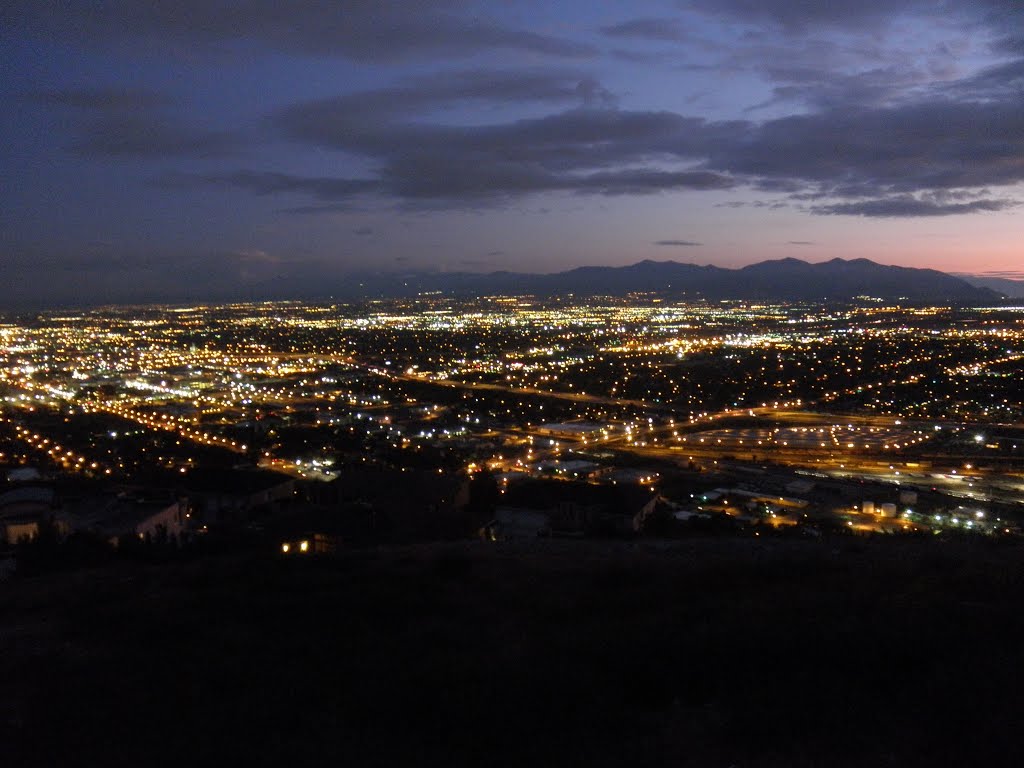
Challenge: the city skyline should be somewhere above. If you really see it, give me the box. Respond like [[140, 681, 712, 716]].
[[2, 0, 1022, 307]]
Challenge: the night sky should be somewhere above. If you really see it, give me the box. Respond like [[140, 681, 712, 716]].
[[2, 1, 1022, 307]]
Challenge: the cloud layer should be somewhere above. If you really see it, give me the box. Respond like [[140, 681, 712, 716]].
[[3, 0, 1023, 307], [3, 1, 593, 60], [11, 1, 1024, 216], [24, 87, 233, 157], [205, 60, 1024, 216]]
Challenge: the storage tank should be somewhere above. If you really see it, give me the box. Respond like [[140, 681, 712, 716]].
[[899, 490, 918, 505], [880, 503, 897, 518], [862, 500, 875, 515]]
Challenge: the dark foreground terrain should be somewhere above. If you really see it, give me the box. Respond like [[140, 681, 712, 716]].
[[4, 537, 1024, 767]]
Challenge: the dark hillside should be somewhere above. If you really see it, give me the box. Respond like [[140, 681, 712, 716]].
[[3, 538, 1024, 767]]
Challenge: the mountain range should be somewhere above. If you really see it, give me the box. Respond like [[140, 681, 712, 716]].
[[955, 274, 1024, 299], [329, 258, 1001, 303]]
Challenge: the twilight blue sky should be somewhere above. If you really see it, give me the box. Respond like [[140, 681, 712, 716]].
[[2, 0, 1022, 307]]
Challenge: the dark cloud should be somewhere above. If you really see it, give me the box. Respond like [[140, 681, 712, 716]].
[[707, 99, 1024, 197], [252, 165, 733, 206], [747, 64, 932, 111], [654, 239, 703, 246], [3, 1, 593, 61], [754, 178, 807, 193], [687, 0, 929, 30], [609, 49, 674, 64], [205, 171, 380, 199], [576, 78, 617, 108], [570, 169, 733, 195], [811, 195, 1015, 217], [268, 91, 1024, 207], [788, 240, 814, 245], [601, 18, 694, 43], [993, 34, 1024, 55], [25, 86, 233, 158], [687, 0, 1018, 32], [71, 115, 233, 157], [195, 48, 1024, 214], [276, 69, 610, 129], [279, 203, 359, 215], [352, 227, 374, 236], [734, 201, 789, 209], [23, 87, 170, 110], [273, 90, 740, 202], [943, 58, 1024, 102], [673, 1, 1022, 121]]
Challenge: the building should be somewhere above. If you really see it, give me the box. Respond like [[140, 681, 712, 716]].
[[0, 486, 56, 545], [498, 480, 658, 537], [310, 465, 472, 541], [483, 507, 551, 540]]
